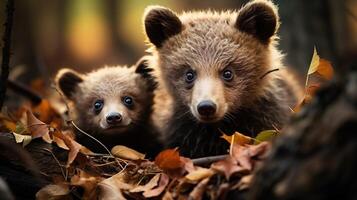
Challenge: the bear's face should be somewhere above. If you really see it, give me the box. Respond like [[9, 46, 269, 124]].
[[144, 0, 280, 123], [56, 58, 156, 134]]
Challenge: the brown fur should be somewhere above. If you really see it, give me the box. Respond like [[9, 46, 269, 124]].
[[55, 58, 162, 157], [144, 0, 303, 157]]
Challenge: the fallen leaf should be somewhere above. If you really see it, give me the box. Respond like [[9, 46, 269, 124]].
[[211, 157, 246, 180], [233, 175, 253, 191], [155, 148, 184, 170], [26, 110, 49, 139], [52, 129, 82, 166], [12, 132, 32, 147], [71, 170, 103, 199], [188, 178, 210, 200], [98, 172, 135, 200], [221, 131, 253, 145], [36, 184, 70, 200], [231, 145, 252, 170], [254, 130, 277, 144], [130, 173, 160, 193], [143, 173, 170, 198], [111, 145, 145, 160], [185, 167, 215, 182]]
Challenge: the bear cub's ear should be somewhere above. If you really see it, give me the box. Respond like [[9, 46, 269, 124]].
[[236, 0, 279, 43], [55, 69, 83, 100], [135, 56, 157, 91], [143, 6, 182, 48]]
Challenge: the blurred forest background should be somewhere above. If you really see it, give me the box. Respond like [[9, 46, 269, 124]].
[[0, 0, 356, 97]]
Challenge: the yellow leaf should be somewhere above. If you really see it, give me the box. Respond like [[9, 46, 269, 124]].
[[12, 132, 32, 147], [111, 145, 145, 160], [308, 47, 320, 76], [221, 131, 253, 145], [185, 168, 215, 182]]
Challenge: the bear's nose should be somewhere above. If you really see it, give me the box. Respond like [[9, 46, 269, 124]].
[[106, 112, 122, 124], [197, 100, 217, 117]]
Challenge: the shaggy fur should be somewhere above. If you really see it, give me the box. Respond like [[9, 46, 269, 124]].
[[144, 0, 303, 158], [55, 58, 162, 157]]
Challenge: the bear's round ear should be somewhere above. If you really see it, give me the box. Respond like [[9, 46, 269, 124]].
[[135, 56, 157, 91], [55, 68, 83, 100], [235, 0, 279, 43], [143, 6, 182, 48]]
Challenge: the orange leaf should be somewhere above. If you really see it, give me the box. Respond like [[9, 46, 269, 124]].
[[155, 148, 184, 170], [317, 59, 334, 80], [221, 131, 253, 145]]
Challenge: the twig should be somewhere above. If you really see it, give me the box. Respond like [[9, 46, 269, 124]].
[[70, 120, 124, 169], [192, 155, 228, 166], [0, 0, 15, 110], [7, 79, 42, 104], [42, 148, 67, 180], [260, 68, 280, 79]]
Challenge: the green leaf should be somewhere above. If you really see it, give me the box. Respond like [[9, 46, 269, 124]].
[[254, 130, 278, 144]]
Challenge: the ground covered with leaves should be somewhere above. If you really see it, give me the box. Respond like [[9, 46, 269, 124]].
[[0, 49, 334, 200]]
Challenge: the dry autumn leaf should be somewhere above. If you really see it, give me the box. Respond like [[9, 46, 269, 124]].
[[26, 110, 49, 139], [143, 173, 170, 198], [71, 170, 103, 199], [130, 173, 160, 193], [185, 167, 215, 182], [52, 129, 82, 166], [35, 184, 70, 200], [221, 131, 253, 145], [111, 145, 145, 160], [211, 156, 246, 180], [12, 132, 32, 147], [155, 148, 184, 170], [98, 172, 135, 200], [188, 178, 210, 200]]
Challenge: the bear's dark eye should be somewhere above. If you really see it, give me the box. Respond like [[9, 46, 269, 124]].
[[185, 70, 196, 83], [93, 100, 104, 113], [123, 96, 134, 107], [222, 69, 234, 81]]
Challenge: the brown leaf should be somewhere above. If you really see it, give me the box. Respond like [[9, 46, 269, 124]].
[[36, 184, 70, 200], [98, 172, 135, 200], [71, 170, 103, 199], [53, 129, 82, 166], [231, 145, 252, 170], [130, 173, 160, 193], [188, 178, 210, 200], [143, 173, 170, 198], [211, 157, 246, 180], [111, 145, 145, 160], [26, 110, 49, 139]]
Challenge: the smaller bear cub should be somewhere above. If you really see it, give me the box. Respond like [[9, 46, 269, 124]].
[[55, 57, 162, 157]]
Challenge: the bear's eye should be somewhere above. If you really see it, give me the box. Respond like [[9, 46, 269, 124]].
[[185, 70, 196, 83], [123, 96, 134, 107], [222, 69, 234, 81], [93, 100, 104, 113]]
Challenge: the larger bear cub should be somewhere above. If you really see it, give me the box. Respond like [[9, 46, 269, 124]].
[[144, 0, 303, 157]]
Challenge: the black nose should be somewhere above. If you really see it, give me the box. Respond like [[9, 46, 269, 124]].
[[106, 112, 122, 124], [197, 101, 217, 117]]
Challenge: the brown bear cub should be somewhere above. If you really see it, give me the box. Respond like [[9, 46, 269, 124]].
[[144, 0, 303, 158], [55, 58, 162, 158]]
